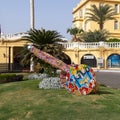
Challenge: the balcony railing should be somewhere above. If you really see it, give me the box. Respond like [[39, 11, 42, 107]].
[[60, 42, 120, 49], [0, 32, 27, 40], [1, 33, 120, 49]]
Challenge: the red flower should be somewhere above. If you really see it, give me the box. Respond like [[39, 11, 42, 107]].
[[80, 87, 89, 95], [66, 73, 70, 81], [75, 65, 78, 70]]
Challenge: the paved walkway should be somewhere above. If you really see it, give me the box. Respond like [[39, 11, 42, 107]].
[[95, 71, 120, 88]]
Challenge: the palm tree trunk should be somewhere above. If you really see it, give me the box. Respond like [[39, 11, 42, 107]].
[[100, 23, 104, 30]]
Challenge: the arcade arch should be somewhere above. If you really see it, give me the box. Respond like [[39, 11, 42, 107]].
[[81, 54, 97, 67]]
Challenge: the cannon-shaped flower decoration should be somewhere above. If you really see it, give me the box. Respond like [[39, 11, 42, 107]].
[[28, 45, 98, 95]]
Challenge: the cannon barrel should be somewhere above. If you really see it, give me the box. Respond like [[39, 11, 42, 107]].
[[28, 45, 97, 95]]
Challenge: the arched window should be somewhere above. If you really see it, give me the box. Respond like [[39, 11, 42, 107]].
[[107, 54, 120, 68], [114, 4, 119, 13], [79, 9, 83, 18], [114, 21, 119, 30]]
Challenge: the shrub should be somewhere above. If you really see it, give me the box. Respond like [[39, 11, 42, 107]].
[[28, 73, 48, 80], [107, 38, 120, 42], [39, 77, 62, 89], [0, 74, 23, 83], [81, 30, 109, 42]]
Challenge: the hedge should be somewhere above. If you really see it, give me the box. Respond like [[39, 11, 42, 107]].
[[0, 74, 23, 84]]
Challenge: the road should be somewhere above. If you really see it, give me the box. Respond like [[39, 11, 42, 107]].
[[95, 72, 120, 88]]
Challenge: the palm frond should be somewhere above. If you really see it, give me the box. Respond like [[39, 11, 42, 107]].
[[85, 4, 116, 30], [21, 28, 70, 68]]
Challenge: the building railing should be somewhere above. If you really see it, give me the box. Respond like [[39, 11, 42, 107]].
[[0, 32, 27, 40], [1, 33, 120, 49], [61, 42, 120, 49]]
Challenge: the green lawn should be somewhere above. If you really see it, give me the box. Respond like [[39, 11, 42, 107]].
[[0, 79, 120, 120]]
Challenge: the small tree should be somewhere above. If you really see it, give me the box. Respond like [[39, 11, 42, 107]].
[[67, 27, 83, 42]]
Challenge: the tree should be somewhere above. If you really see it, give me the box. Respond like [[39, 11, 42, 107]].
[[67, 27, 83, 42], [85, 4, 117, 30], [20, 28, 71, 74], [81, 30, 109, 42]]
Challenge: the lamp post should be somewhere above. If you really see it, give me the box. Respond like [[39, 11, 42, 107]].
[[30, 0, 35, 29], [30, 0, 35, 72], [0, 24, 1, 38]]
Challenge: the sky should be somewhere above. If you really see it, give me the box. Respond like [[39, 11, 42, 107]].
[[0, 0, 80, 40]]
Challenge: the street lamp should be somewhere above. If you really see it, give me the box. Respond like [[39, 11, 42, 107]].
[[30, 0, 35, 29]]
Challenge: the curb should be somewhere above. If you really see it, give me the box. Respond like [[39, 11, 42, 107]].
[[94, 70, 120, 73]]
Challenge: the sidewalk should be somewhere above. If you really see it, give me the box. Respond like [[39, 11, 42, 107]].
[[94, 69, 120, 73]]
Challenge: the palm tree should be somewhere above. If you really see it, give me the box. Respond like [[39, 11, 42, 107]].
[[85, 4, 117, 30], [21, 28, 71, 74], [81, 29, 109, 42], [67, 27, 83, 42], [24, 28, 63, 52]]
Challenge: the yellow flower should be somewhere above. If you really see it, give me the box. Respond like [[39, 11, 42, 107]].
[[72, 69, 76, 75]]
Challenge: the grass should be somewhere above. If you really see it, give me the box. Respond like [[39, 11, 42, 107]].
[[0, 80, 120, 120]]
